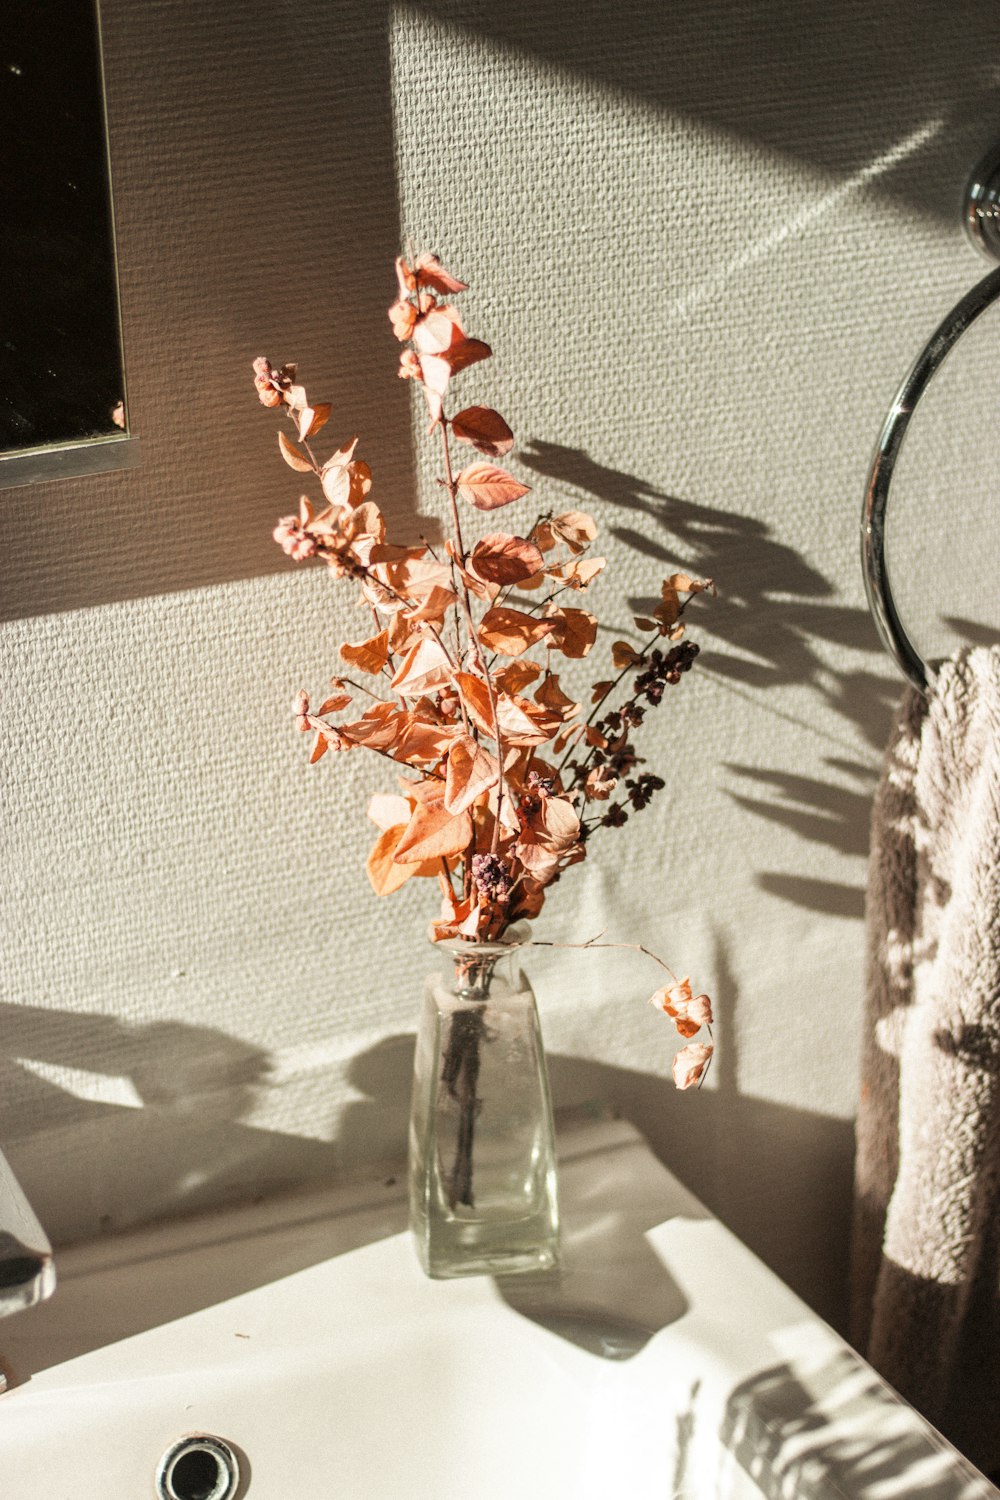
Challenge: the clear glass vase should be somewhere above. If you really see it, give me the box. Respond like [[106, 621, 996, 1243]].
[[408, 937, 560, 1279]]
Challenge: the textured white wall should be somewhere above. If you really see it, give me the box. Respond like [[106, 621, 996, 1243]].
[[4, 0, 1000, 1328]]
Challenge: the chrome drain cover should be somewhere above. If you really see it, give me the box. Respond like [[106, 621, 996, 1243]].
[[155, 1435, 240, 1500]]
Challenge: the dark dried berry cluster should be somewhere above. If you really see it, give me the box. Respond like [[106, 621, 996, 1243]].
[[633, 640, 700, 704], [624, 771, 665, 809], [471, 852, 514, 901], [595, 772, 666, 827], [568, 637, 702, 830]]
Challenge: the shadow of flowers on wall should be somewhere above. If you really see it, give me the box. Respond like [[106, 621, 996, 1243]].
[[518, 439, 895, 920]]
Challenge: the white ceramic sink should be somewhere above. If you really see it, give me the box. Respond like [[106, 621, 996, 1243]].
[[0, 1119, 995, 1500]]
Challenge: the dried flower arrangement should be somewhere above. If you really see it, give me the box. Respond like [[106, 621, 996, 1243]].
[[254, 251, 714, 1088]]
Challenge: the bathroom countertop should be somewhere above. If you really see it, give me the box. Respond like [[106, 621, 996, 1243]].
[[0, 1117, 995, 1500]]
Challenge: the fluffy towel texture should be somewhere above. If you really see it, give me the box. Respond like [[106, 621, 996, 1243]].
[[852, 647, 1000, 1467]]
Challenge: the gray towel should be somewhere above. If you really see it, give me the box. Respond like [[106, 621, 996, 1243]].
[[852, 646, 1000, 1469]]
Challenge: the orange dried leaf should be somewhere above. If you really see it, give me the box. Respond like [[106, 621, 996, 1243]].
[[395, 715, 459, 766], [417, 353, 451, 402], [534, 674, 579, 721], [545, 606, 598, 659], [366, 824, 431, 896], [419, 338, 492, 406], [651, 980, 714, 1039], [672, 1042, 714, 1090], [444, 336, 491, 375], [583, 766, 618, 801], [394, 802, 472, 862], [545, 556, 606, 590], [656, 588, 681, 629], [317, 692, 352, 714], [553, 724, 583, 755], [494, 660, 542, 695], [537, 793, 581, 846], [444, 735, 500, 816], [443, 539, 496, 602], [454, 671, 496, 737], [451, 406, 514, 458], [533, 510, 598, 554], [403, 774, 445, 807], [339, 702, 402, 750], [309, 732, 329, 764], [388, 612, 416, 655], [430, 892, 476, 942], [495, 693, 562, 747], [413, 305, 465, 355], [514, 568, 548, 592], [278, 430, 313, 473], [346, 460, 373, 508], [297, 402, 332, 440], [470, 533, 543, 586], [340, 630, 389, 676], [321, 437, 360, 504], [478, 606, 554, 658], [403, 584, 460, 623], [457, 462, 531, 513], [552, 510, 598, 552], [389, 636, 453, 697], [414, 252, 468, 294], [611, 641, 643, 669], [668, 573, 716, 598], [378, 556, 455, 610]]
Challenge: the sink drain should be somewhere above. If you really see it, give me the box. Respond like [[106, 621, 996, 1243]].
[[155, 1435, 240, 1500]]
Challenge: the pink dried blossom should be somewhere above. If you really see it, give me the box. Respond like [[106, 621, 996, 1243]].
[[398, 350, 423, 382], [253, 356, 296, 408], [274, 516, 318, 560], [672, 1042, 714, 1090], [650, 978, 714, 1038]]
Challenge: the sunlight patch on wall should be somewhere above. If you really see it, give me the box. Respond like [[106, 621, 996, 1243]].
[[666, 114, 946, 324], [15, 1058, 144, 1110]]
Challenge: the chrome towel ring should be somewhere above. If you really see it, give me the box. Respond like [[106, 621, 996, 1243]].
[[861, 148, 1000, 694]]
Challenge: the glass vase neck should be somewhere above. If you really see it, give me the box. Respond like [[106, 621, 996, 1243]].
[[432, 936, 527, 999]]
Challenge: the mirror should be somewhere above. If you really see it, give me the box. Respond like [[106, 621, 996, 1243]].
[[0, 0, 127, 460]]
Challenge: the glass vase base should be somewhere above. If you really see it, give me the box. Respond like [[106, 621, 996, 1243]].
[[414, 1218, 560, 1280]]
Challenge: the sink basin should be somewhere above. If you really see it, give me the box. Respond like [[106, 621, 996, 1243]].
[[0, 1119, 994, 1499]]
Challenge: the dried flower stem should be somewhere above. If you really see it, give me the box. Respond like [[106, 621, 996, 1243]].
[[528, 932, 715, 1087], [438, 417, 507, 861], [441, 1004, 484, 1207], [364, 742, 445, 781], [340, 674, 385, 702], [529, 929, 678, 980]]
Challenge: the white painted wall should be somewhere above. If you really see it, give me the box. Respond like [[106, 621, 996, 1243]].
[[4, 0, 1000, 1329]]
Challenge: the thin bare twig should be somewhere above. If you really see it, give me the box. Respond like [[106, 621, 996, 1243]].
[[438, 417, 507, 858], [527, 932, 714, 1087]]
